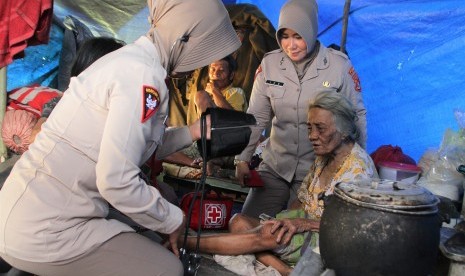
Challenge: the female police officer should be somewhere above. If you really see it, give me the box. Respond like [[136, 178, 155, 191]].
[[235, 0, 367, 218]]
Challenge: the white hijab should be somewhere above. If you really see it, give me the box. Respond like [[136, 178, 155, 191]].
[[146, 0, 241, 75], [277, 0, 319, 79], [277, 0, 318, 54]]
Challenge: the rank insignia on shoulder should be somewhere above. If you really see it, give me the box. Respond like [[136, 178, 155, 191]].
[[323, 81, 330, 87], [141, 85, 160, 123], [265, 80, 284, 87], [348, 66, 362, 92]]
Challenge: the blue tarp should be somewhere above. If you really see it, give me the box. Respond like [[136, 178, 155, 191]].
[[6, 0, 465, 162], [237, 0, 465, 162]]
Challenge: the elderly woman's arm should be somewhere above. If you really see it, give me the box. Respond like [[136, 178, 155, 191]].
[[264, 218, 320, 245]]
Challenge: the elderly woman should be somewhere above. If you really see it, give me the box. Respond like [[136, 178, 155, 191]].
[[183, 92, 377, 276]]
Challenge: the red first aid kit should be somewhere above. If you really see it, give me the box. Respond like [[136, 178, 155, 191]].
[[180, 188, 234, 230]]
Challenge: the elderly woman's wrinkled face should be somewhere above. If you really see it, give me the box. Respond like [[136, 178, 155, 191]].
[[280, 28, 307, 62], [308, 107, 344, 156]]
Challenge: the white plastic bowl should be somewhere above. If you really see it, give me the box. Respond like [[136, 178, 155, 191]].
[[378, 161, 421, 184]]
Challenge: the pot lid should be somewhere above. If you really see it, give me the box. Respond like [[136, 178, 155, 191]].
[[334, 179, 439, 213], [378, 161, 421, 172]]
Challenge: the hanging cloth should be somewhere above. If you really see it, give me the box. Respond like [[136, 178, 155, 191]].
[[0, 0, 54, 68]]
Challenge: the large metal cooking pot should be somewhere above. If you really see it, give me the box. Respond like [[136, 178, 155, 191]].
[[320, 179, 442, 276]]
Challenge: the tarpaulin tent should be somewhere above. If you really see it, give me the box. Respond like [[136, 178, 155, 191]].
[[4, 0, 465, 162], [238, 0, 465, 163]]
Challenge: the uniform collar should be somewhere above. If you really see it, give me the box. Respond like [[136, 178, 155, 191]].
[[277, 52, 299, 84], [301, 42, 329, 82], [277, 41, 328, 83]]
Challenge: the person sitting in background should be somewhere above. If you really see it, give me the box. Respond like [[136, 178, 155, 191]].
[[164, 55, 248, 176], [194, 54, 248, 114], [182, 92, 378, 276], [30, 37, 126, 142]]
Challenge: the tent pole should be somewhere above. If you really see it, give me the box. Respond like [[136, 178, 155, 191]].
[[340, 0, 352, 54], [0, 67, 8, 162]]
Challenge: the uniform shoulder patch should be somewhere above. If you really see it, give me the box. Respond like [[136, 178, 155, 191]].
[[348, 67, 362, 92], [141, 85, 160, 123]]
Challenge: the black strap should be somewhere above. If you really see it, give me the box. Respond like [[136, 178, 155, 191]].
[[180, 111, 209, 275]]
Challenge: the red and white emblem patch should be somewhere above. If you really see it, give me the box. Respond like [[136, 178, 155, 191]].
[[141, 85, 160, 123], [348, 67, 362, 92], [204, 203, 227, 228]]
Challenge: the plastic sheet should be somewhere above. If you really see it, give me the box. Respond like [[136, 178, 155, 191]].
[[6, 23, 63, 91], [238, 0, 465, 163], [418, 109, 465, 201]]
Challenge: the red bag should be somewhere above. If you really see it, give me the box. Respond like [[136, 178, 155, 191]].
[[370, 145, 416, 167], [245, 170, 264, 187], [180, 189, 234, 230]]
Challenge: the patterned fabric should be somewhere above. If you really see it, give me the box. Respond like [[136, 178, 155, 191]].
[[7, 85, 63, 118], [298, 143, 378, 220], [162, 162, 202, 180]]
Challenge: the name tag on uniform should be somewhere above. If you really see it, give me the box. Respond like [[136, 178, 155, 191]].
[[265, 80, 284, 87]]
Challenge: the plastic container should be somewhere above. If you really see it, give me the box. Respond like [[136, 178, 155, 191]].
[[418, 181, 460, 201], [378, 161, 421, 184]]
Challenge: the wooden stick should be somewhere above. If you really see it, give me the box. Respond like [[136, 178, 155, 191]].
[[340, 0, 352, 54], [0, 67, 8, 162]]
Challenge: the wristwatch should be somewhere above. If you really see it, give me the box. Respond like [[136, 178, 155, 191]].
[[234, 159, 248, 166]]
